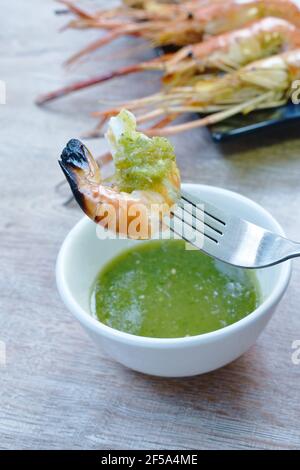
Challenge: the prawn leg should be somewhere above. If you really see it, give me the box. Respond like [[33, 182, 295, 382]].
[[144, 49, 300, 135], [36, 57, 168, 105]]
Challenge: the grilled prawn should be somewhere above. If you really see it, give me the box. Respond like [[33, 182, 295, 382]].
[[95, 49, 300, 135], [59, 110, 181, 238], [61, 0, 300, 58], [37, 17, 300, 104]]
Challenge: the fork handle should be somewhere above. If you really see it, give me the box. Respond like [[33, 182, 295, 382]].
[[273, 238, 300, 265]]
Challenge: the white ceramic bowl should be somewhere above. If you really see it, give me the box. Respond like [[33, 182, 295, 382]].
[[56, 184, 291, 377]]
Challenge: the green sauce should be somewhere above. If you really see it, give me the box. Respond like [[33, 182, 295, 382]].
[[91, 240, 261, 338], [115, 134, 176, 193], [107, 109, 177, 193]]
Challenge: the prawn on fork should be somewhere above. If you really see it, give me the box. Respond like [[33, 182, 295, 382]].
[[59, 110, 181, 238]]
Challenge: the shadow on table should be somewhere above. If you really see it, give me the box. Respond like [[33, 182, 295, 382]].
[[132, 348, 266, 410]]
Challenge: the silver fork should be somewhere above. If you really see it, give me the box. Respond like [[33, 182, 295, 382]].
[[166, 190, 300, 269]]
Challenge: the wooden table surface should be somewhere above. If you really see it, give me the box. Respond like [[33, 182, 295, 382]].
[[1, 0, 300, 450]]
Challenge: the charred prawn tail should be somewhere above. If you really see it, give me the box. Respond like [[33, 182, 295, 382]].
[[59, 139, 101, 212]]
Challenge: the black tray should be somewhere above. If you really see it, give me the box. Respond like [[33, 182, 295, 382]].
[[209, 101, 300, 142]]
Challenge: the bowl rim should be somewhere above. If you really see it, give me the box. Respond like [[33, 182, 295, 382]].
[[56, 183, 292, 349]]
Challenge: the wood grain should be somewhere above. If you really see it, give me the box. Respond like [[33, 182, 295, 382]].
[[0, 0, 300, 450]]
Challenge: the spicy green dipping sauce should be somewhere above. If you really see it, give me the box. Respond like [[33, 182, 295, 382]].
[[91, 240, 261, 338]]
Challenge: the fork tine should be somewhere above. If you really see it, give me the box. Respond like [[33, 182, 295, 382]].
[[171, 207, 221, 243], [180, 190, 227, 232], [181, 190, 227, 223], [167, 214, 220, 254], [167, 191, 228, 261], [178, 190, 227, 235], [176, 199, 223, 236]]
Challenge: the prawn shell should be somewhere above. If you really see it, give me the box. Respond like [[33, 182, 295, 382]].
[[59, 138, 181, 238], [59, 139, 101, 215]]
